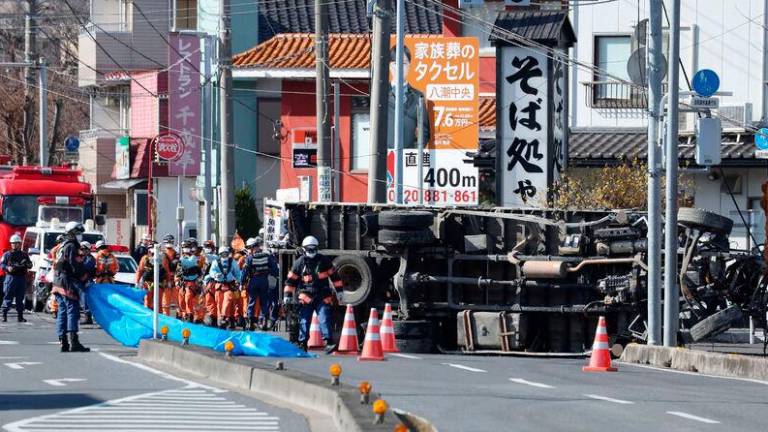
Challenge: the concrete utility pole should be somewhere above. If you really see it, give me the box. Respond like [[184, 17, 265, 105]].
[[663, 0, 682, 347], [394, 0, 405, 204], [367, 0, 392, 204], [762, 0, 768, 124], [646, 0, 663, 345], [202, 35, 214, 242], [315, 0, 332, 202], [38, 58, 47, 167], [24, 0, 38, 165], [219, 0, 235, 245]]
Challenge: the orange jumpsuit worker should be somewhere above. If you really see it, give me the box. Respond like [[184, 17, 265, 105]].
[[93, 241, 118, 284], [176, 241, 206, 322], [208, 246, 241, 329], [161, 235, 179, 318], [135, 247, 171, 312], [201, 240, 219, 327]]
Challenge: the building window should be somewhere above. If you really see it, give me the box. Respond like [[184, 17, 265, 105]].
[[594, 35, 631, 94], [134, 190, 148, 226], [257, 99, 281, 155], [351, 113, 371, 171], [175, 0, 198, 31]]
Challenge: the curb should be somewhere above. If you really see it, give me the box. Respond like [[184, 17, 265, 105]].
[[137, 340, 434, 432], [620, 343, 768, 381]]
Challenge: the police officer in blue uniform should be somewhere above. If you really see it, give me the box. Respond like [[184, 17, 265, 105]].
[[1, 234, 32, 322], [242, 237, 279, 331]]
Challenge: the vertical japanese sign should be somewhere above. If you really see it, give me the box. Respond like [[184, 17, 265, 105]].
[[551, 50, 567, 181], [168, 33, 201, 176], [498, 47, 549, 207], [386, 36, 480, 206], [115, 135, 130, 180]]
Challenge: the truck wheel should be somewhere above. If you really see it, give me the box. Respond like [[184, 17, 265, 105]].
[[332, 255, 373, 306], [678, 208, 733, 234], [378, 229, 435, 246], [396, 337, 434, 353], [393, 320, 433, 339], [378, 211, 434, 229]]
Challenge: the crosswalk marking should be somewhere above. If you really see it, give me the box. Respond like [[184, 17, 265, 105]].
[[2, 387, 281, 432]]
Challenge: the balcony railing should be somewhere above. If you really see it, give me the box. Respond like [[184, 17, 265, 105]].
[[582, 81, 668, 109]]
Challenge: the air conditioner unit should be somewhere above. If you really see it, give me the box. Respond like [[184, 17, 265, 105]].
[[718, 103, 753, 131]]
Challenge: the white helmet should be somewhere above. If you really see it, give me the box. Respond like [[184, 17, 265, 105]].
[[301, 236, 319, 248], [245, 237, 257, 248], [65, 221, 85, 235], [80, 241, 91, 250], [218, 246, 230, 255], [95, 240, 107, 249], [9, 234, 21, 243]]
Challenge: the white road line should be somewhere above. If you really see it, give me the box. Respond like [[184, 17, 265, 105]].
[[667, 411, 721, 424], [97, 352, 226, 393], [42, 378, 86, 387], [0, 340, 19, 345], [389, 353, 422, 360], [583, 394, 634, 405], [4, 362, 42, 369], [441, 362, 487, 373], [509, 378, 555, 389]]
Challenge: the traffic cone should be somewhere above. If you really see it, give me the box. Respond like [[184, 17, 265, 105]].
[[334, 305, 359, 356], [583, 316, 617, 372], [358, 308, 385, 361], [380, 303, 399, 353], [307, 311, 324, 350]]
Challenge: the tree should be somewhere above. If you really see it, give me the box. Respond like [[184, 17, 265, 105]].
[[234, 185, 261, 239]]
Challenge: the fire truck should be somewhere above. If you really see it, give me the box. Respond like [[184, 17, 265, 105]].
[[0, 164, 98, 253]]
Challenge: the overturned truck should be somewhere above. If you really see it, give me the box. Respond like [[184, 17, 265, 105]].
[[266, 202, 762, 354]]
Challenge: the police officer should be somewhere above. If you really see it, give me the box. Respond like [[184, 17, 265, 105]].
[[242, 237, 279, 331], [283, 236, 344, 352], [1, 234, 32, 322], [51, 222, 90, 353], [132, 234, 153, 263], [79, 241, 96, 325]]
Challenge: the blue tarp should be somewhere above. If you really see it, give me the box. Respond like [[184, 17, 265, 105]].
[[86, 284, 312, 358]]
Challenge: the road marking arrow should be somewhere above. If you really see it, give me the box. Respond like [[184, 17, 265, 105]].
[[43, 378, 87, 387], [4, 361, 42, 369], [441, 362, 487, 373]]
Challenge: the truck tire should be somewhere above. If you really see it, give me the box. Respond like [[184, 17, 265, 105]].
[[332, 255, 373, 306], [393, 320, 433, 339], [378, 229, 435, 246], [378, 211, 434, 229], [678, 208, 733, 235], [396, 337, 434, 353], [689, 305, 743, 342]]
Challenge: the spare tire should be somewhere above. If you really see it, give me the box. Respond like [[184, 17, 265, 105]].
[[678, 207, 733, 234], [378, 228, 435, 246], [378, 210, 434, 229], [332, 255, 373, 306]]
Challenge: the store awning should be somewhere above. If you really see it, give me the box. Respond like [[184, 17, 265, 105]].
[[101, 179, 146, 190]]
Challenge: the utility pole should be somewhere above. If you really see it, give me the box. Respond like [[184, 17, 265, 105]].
[[394, 0, 405, 204], [762, 0, 768, 124], [219, 0, 235, 245], [38, 58, 47, 167], [663, 0, 682, 347], [202, 35, 214, 242], [646, 0, 663, 346], [24, 0, 38, 165], [315, 0, 332, 202], [367, 0, 392, 204]]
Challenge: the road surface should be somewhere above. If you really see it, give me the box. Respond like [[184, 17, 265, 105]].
[[248, 346, 768, 431], [0, 312, 309, 432]]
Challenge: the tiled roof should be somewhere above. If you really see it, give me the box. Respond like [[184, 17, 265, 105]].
[[479, 96, 495, 132], [568, 128, 759, 166], [257, 0, 443, 43], [490, 11, 576, 47], [234, 33, 372, 69]]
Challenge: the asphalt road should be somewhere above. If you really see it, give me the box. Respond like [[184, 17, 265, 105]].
[[0, 311, 310, 432], [248, 347, 768, 432]]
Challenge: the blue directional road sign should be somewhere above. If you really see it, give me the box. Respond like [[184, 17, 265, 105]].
[[756, 128, 768, 150], [64, 136, 80, 152], [692, 69, 720, 97]]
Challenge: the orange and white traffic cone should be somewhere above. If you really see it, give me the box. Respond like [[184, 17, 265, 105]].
[[307, 311, 324, 350], [334, 304, 360, 356], [380, 303, 399, 353], [358, 308, 385, 361], [583, 316, 617, 372]]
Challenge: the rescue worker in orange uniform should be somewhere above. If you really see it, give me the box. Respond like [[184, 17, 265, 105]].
[[161, 234, 180, 318], [176, 240, 205, 322], [135, 245, 172, 313], [201, 240, 219, 327], [93, 241, 118, 284], [284, 236, 344, 352], [208, 246, 241, 329]]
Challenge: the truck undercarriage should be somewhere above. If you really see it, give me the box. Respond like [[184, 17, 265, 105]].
[[267, 202, 765, 354]]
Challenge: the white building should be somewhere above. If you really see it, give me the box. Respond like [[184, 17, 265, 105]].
[[568, 0, 768, 250]]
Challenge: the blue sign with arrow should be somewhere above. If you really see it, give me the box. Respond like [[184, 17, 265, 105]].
[[692, 69, 720, 97], [64, 136, 80, 152]]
